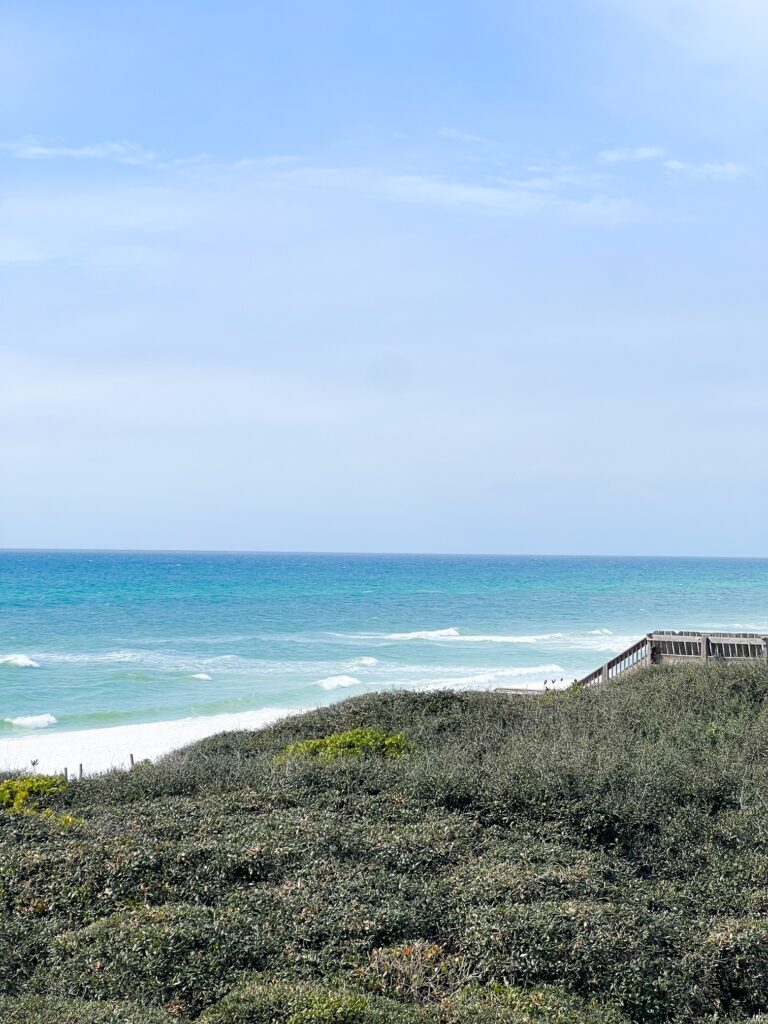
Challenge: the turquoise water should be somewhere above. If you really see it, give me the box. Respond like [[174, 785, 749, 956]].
[[1, 551, 767, 736]]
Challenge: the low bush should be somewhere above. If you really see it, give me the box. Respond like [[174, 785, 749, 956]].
[[452, 897, 697, 1019], [39, 904, 269, 1016], [692, 919, 768, 1017], [0, 916, 53, 996], [277, 727, 411, 763], [198, 976, 431, 1023], [0, 775, 66, 814], [0, 996, 175, 1023], [442, 983, 630, 1023], [0, 774, 84, 828]]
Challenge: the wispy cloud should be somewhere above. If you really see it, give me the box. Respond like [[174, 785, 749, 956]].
[[598, 146, 665, 164], [1, 137, 159, 165], [662, 159, 748, 180], [0, 130, 749, 242], [597, 145, 750, 182], [438, 127, 493, 146], [278, 165, 639, 225], [505, 167, 612, 192]]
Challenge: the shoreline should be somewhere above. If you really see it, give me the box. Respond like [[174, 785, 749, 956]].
[[0, 681, 552, 777], [0, 706, 298, 776]]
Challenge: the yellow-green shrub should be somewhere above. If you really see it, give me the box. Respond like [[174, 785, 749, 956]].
[[0, 775, 84, 828], [276, 727, 411, 764], [0, 775, 65, 814]]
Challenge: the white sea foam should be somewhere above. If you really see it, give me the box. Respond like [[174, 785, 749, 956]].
[[315, 674, 363, 690], [701, 622, 768, 633], [190, 673, 212, 681], [0, 654, 40, 668], [456, 633, 567, 643], [314, 662, 565, 694], [42, 650, 253, 673], [564, 634, 640, 653], [364, 627, 560, 643], [5, 713, 57, 728], [45, 650, 146, 665], [337, 627, 633, 651], [353, 656, 379, 667], [381, 628, 461, 640], [420, 664, 565, 690]]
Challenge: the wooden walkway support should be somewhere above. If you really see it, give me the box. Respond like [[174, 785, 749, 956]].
[[578, 630, 768, 688]]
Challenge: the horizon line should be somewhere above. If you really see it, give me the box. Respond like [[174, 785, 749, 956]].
[[1, 547, 766, 561]]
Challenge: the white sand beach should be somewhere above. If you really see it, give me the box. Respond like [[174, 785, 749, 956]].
[[0, 706, 297, 777]]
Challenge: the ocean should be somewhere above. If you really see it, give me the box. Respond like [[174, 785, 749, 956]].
[[1, 552, 767, 764]]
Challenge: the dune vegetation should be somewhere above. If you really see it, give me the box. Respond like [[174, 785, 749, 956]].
[[3, 661, 768, 1022]]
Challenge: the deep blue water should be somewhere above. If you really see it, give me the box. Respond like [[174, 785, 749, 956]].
[[1, 551, 767, 735]]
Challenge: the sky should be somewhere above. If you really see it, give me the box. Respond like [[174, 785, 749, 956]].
[[1, 0, 766, 555]]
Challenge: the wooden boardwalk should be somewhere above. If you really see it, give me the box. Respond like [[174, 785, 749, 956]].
[[577, 630, 768, 688]]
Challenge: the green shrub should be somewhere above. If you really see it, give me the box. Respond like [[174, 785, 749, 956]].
[[692, 919, 768, 1017], [442, 983, 629, 1023], [39, 904, 267, 1016], [198, 976, 432, 1023], [0, 916, 53, 995], [277, 727, 411, 764], [0, 996, 174, 1023], [454, 897, 695, 1020]]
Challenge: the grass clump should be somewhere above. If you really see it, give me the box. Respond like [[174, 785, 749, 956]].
[[359, 940, 475, 1000], [277, 726, 411, 763]]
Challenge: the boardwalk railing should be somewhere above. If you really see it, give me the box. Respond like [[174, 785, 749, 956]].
[[578, 630, 768, 688]]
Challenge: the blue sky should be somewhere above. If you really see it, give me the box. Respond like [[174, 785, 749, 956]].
[[2, 0, 766, 554]]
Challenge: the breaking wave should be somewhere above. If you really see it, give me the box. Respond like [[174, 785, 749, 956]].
[[315, 675, 363, 690], [332, 628, 637, 652], [380, 628, 461, 640], [0, 654, 40, 668], [4, 713, 57, 728]]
